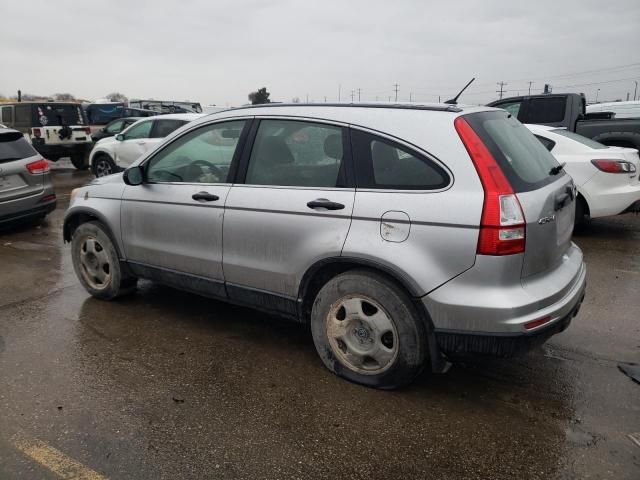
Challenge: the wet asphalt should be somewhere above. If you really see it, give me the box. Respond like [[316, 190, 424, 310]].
[[0, 160, 638, 479]]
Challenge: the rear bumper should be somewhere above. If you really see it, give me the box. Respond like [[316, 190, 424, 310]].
[[622, 199, 640, 213], [31, 140, 91, 159], [0, 197, 56, 224], [582, 178, 640, 218], [423, 242, 587, 355]]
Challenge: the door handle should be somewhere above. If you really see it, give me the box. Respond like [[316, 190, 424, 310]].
[[192, 191, 220, 202], [136, 141, 146, 145], [307, 198, 345, 210]]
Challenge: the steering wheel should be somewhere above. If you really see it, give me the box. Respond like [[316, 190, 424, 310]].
[[189, 159, 223, 176]]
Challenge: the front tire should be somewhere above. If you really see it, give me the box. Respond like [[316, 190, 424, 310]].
[[92, 154, 117, 177], [71, 221, 136, 300], [310, 270, 428, 389]]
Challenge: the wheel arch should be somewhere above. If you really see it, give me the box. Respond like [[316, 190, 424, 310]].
[[63, 208, 123, 259], [590, 131, 640, 149]]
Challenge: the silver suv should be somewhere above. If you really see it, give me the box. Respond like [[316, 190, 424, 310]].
[[64, 104, 586, 389], [1, 128, 56, 224]]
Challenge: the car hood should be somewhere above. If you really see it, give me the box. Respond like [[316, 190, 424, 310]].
[[88, 172, 124, 186]]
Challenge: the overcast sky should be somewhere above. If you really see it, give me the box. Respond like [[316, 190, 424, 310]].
[[2, 0, 639, 106]]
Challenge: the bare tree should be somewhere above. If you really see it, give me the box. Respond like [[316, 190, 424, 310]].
[[248, 87, 271, 105], [291, 97, 301, 103], [53, 93, 76, 101], [106, 92, 128, 103]]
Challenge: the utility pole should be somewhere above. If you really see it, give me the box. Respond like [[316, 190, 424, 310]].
[[496, 81, 507, 100], [634, 81, 638, 101], [306, 93, 309, 103], [350, 90, 355, 102], [528, 81, 533, 95], [409, 92, 413, 102], [596, 88, 600, 103], [338, 84, 341, 102], [393, 83, 400, 102], [388, 96, 391, 102], [357, 88, 361, 102], [324, 96, 327, 102], [438, 95, 441, 103]]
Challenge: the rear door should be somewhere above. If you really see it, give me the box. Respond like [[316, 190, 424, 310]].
[[0, 132, 44, 203], [223, 118, 355, 307], [465, 111, 575, 277]]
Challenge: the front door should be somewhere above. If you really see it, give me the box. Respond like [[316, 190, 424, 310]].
[[121, 119, 249, 297], [223, 118, 355, 311], [115, 119, 154, 167]]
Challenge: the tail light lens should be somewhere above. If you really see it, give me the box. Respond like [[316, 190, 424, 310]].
[[32, 128, 42, 138], [84, 127, 91, 135], [591, 159, 636, 173], [26, 158, 50, 174], [454, 116, 526, 255]]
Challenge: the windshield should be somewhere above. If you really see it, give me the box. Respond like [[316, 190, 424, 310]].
[[0, 131, 37, 163], [465, 111, 561, 192], [551, 129, 608, 150], [34, 104, 87, 127], [85, 103, 125, 125]]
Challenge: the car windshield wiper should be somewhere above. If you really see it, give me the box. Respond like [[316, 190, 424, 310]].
[[549, 162, 566, 176]]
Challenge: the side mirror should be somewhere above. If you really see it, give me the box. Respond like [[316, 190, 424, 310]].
[[123, 166, 144, 186], [115, 134, 124, 141]]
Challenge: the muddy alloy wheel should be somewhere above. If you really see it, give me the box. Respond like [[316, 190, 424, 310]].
[[78, 235, 112, 290], [310, 270, 428, 389], [71, 221, 136, 300], [326, 295, 399, 375], [93, 155, 115, 177]]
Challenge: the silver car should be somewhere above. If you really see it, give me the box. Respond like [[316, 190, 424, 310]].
[[64, 104, 586, 389], [1, 128, 56, 224]]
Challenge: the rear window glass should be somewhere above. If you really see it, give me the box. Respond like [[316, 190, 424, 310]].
[[465, 111, 561, 192], [551, 129, 608, 149], [34, 104, 87, 127], [0, 131, 37, 163], [85, 103, 124, 125], [526, 97, 566, 123]]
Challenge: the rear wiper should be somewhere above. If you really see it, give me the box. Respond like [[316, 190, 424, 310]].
[[549, 162, 566, 176]]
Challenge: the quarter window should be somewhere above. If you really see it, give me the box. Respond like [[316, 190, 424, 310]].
[[146, 120, 246, 183], [352, 130, 450, 190], [105, 120, 124, 134], [1, 107, 13, 123], [124, 120, 153, 140], [496, 101, 522, 119]]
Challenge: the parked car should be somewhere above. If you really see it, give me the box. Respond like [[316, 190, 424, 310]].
[[89, 113, 203, 177], [527, 124, 640, 225], [83, 102, 157, 135], [1, 127, 56, 224], [488, 93, 640, 150], [64, 103, 586, 389], [91, 117, 141, 142], [586, 100, 640, 119], [0, 102, 92, 170], [129, 99, 203, 114]]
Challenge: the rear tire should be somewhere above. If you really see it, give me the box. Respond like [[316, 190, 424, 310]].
[[71, 221, 136, 300], [310, 270, 427, 389], [71, 153, 89, 170], [574, 196, 588, 231]]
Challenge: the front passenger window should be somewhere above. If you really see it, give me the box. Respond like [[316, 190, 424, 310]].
[[145, 120, 246, 183], [123, 121, 153, 140]]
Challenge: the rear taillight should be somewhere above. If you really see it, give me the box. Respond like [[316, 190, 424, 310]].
[[32, 128, 42, 138], [26, 159, 49, 174], [84, 127, 91, 135], [454, 116, 526, 255], [591, 159, 637, 174]]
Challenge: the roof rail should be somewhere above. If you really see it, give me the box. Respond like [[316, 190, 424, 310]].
[[218, 103, 463, 113]]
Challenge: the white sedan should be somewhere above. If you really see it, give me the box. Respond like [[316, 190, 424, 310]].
[[527, 124, 640, 225], [89, 113, 203, 177]]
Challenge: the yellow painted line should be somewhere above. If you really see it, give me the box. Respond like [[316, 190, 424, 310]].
[[11, 433, 107, 480]]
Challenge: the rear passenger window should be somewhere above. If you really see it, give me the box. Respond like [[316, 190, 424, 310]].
[[526, 97, 566, 123], [1, 107, 13, 123], [352, 130, 449, 190], [245, 120, 347, 188], [150, 119, 185, 138]]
